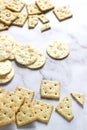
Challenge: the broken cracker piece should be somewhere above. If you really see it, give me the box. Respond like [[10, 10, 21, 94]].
[[55, 96, 74, 121], [71, 92, 84, 107], [41, 23, 51, 32]]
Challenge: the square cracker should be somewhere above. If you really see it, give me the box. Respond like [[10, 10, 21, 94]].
[[13, 14, 27, 27], [41, 23, 51, 32], [53, 6, 73, 21], [26, 3, 41, 15], [55, 96, 74, 121], [0, 91, 24, 113], [28, 15, 38, 29], [16, 102, 37, 126], [0, 22, 9, 31], [33, 99, 53, 123], [36, 0, 54, 12], [39, 14, 49, 24], [15, 86, 34, 102], [40, 80, 60, 99], [0, 103, 15, 126], [0, 9, 17, 25], [6, 0, 25, 12]]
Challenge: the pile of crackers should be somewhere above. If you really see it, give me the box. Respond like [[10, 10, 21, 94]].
[[0, 80, 85, 127], [0, 34, 46, 84], [0, 0, 73, 32]]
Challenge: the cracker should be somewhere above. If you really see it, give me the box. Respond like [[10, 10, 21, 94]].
[[0, 60, 12, 76], [6, 0, 25, 12], [27, 49, 46, 69], [13, 14, 27, 27], [28, 15, 38, 29], [53, 6, 73, 21], [41, 23, 51, 32], [0, 0, 6, 9], [0, 88, 6, 98], [26, 3, 41, 15], [0, 67, 14, 84], [46, 40, 70, 59], [0, 9, 18, 25], [15, 43, 37, 66], [16, 102, 37, 126], [33, 99, 53, 123], [55, 96, 74, 121], [0, 91, 24, 113], [0, 34, 15, 61], [39, 14, 49, 24], [36, 0, 54, 12], [15, 86, 34, 102], [0, 22, 9, 31], [40, 80, 60, 99], [0, 104, 15, 126], [71, 92, 84, 107]]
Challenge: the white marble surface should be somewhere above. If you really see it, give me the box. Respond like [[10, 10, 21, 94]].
[[0, 0, 87, 130]]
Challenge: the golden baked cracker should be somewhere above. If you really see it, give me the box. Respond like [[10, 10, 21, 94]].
[[46, 40, 70, 59], [0, 60, 12, 76], [41, 23, 51, 32], [55, 96, 74, 121], [13, 14, 27, 27], [14, 43, 37, 66], [33, 99, 53, 123], [0, 91, 24, 113], [27, 49, 46, 69], [6, 0, 25, 12], [28, 15, 38, 29], [16, 102, 37, 126], [0, 67, 14, 85], [40, 80, 60, 99], [0, 88, 6, 98], [0, 104, 15, 126], [0, 9, 18, 25], [39, 14, 49, 24], [0, 22, 9, 31], [36, 0, 54, 12], [53, 6, 73, 21], [26, 3, 41, 15], [15, 86, 34, 102], [71, 92, 84, 107]]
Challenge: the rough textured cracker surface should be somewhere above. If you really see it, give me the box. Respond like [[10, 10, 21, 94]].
[[28, 15, 38, 29], [26, 3, 41, 15], [33, 99, 53, 123], [36, 0, 54, 12], [53, 6, 73, 21], [16, 102, 36, 126], [6, 0, 25, 12], [71, 92, 84, 107], [0, 67, 14, 84], [27, 49, 46, 69], [46, 41, 70, 59], [56, 96, 74, 121], [41, 23, 51, 32], [0, 22, 8, 31], [13, 14, 27, 27], [39, 14, 49, 24], [0, 60, 12, 76], [15, 86, 34, 102], [0, 9, 17, 25], [40, 80, 60, 99], [15, 43, 37, 66]]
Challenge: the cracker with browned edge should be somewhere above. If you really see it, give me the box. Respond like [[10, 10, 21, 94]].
[[28, 15, 38, 29], [41, 23, 51, 32], [36, 0, 54, 12], [71, 92, 84, 107], [33, 99, 53, 123], [53, 6, 73, 21], [40, 80, 60, 99], [6, 0, 25, 12], [39, 14, 49, 24], [55, 96, 74, 121], [16, 102, 37, 126]]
